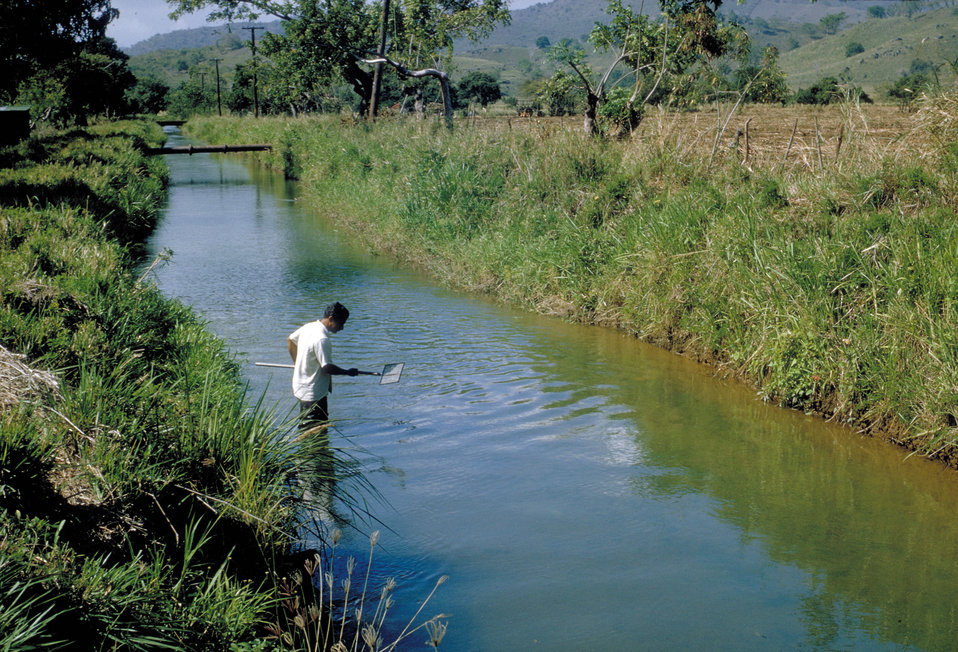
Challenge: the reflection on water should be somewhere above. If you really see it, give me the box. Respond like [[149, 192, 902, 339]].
[[147, 129, 958, 651]]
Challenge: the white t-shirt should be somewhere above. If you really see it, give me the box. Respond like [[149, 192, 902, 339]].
[[288, 320, 333, 401]]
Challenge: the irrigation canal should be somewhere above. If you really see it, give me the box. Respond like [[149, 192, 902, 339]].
[[146, 128, 958, 651]]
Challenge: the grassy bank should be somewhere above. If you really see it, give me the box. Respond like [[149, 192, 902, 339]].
[[0, 123, 401, 649], [186, 98, 958, 466]]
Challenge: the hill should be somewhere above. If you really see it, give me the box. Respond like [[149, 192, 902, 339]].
[[124, 21, 283, 55], [467, 0, 902, 50], [457, 0, 957, 98], [779, 6, 958, 93]]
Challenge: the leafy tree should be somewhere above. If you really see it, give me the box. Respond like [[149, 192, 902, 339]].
[[796, 76, 871, 105], [867, 6, 886, 19], [733, 46, 788, 104], [536, 36, 551, 49], [845, 42, 864, 57], [457, 71, 501, 107], [126, 76, 171, 114], [795, 76, 841, 105], [167, 72, 217, 117], [549, 0, 747, 136], [1, 0, 114, 98], [255, 0, 376, 116], [910, 59, 935, 75], [168, 0, 511, 125], [535, 70, 581, 116], [819, 12, 846, 35], [1, 0, 135, 123], [888, 71, 930, 107]]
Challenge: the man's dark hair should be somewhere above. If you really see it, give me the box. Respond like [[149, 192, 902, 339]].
[[324, 302, 349, 322]]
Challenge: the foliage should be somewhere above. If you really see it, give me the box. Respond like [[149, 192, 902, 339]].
[[168, 0, 511, 118], [256, 0, 378, 115], [1, 1, 136, 124], [536, 36, 551, 49], [733, 46, 789, 104], [867, 6, 886, 19], [819, 12, 846, 35], [795, 76, 871, 105], [126, 76, 172, 114], [845, 41, 865, 58], [535, 69, 581, 116], [888, 71, 932, 106], [0, 0, 115, 98], [457, 71, 502, 106], [167, 74, 219, 117], [548, 0, 748, 136]]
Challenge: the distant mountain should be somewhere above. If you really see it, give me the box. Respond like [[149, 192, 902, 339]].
[[125, 21, 283, 55], [464, 0, 903, 51], [456, 0, 955, 95], [779, 5, 958, 92]]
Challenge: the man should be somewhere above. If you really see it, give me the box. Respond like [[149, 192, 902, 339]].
[[287, 302, 359, 426]]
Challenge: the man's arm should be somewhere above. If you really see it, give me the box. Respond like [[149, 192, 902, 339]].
[[322, 363, 359, 376], [287, 337, 297, 363]]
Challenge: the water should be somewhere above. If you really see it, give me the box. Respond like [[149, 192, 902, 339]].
[[146, 129, 958, 651]]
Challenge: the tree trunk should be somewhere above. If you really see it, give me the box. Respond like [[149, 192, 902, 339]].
[[360, 54, 455, 129], [437, 74, 454, 130], [584, 92, 599, 136], [414, 88, 424, 118], [368, 0, 391, 119], [344, 61, 373, 117], [615, 101, 643, 139]]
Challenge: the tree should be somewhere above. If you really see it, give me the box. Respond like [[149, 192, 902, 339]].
[[256, 0, 376, 115], [733, 46, 788, 104], [534, 70, 581, 116], [1, 0, 135, 123], [867, 6, 886, 19], [169, 0, 511, 125], [1, 0, 115, 99], [549, 0, 747, 136], [536, 36, 551, 49], [819, 12, 846, 35], [457, 71, 501, 107], [845, 42, 864, 58], [167, 71, 217, 117], [126, 76, 171, 114], [795, 76, 841, 105], [888, 71, 930, 107]]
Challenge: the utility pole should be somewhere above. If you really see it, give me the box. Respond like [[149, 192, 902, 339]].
[[368, 0, 391, 120], [211, 58, 223, 116], [243, 26, 263, 118]]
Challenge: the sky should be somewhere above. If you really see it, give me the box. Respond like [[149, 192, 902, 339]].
[[107, 0, 545, 48]]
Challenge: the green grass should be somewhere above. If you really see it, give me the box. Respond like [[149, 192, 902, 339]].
[[185, 95, 958, 465]]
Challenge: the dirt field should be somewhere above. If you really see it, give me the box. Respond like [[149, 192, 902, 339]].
[[478, 104, 930, 171]]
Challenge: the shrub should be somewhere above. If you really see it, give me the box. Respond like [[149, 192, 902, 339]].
[[845, 42, 865, 57]]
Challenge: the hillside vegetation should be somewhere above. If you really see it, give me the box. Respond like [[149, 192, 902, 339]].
[[780, 6, 958, 92]]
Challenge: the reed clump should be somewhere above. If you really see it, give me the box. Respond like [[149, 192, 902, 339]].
[[187, 94, 958, 466], [0, 122, 446, 649]]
